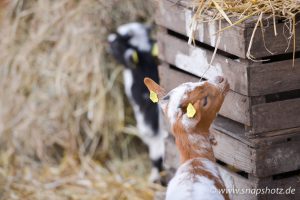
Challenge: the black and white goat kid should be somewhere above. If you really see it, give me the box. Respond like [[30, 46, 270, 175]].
[[108, 23, 167, 183]]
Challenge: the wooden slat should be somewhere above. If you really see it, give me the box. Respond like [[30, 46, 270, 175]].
[[249, 61, 300, 96], [255, 139, 300, 178], [218, 165, 257, 200], [156, 0, 300, 58], [212, 129, 255, 174], [245, 22, 300, 58], [158, 64, 251, 126], [213, 117, 300, 177], [252, 98, 300, 133]]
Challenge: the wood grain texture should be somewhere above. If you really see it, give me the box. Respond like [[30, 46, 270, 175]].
[[255, 139, 300, 178], [245, 21, 300, 58], [214, 116, 300, 177], [212, 128, 255, 174], [158, 64, 251, 125], [249, 60, 300, 96], [251, 98, 300, 133]]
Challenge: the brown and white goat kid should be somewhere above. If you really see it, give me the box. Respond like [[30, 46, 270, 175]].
[[144, 76, 230, 200]]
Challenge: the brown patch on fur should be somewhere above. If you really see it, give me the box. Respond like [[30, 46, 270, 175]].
[[190, 159, 230, 200], [173, 121, 230, 200], [144, 77, 230, 200]]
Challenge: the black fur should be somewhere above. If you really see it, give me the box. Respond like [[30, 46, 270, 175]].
[[152, 157, 163, 172]]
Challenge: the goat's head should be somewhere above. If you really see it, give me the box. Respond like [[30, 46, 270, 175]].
[[144, 76, 229, 133], [107, 22, 155, 68]]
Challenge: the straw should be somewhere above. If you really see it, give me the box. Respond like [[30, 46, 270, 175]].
[[0, 0, 164, 199], [190, 0, 300, 61]]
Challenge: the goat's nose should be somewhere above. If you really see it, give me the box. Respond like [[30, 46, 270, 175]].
[[215, 76, 224, 83]]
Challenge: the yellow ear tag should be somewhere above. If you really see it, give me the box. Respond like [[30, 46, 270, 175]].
[[187, 103, 196, 118], [132, 51, 139, 64], [150, 90, 159, 103], [151, 43, 159, 57]]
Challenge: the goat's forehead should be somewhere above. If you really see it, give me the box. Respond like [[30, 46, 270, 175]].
[[169, 81, 205, 99]]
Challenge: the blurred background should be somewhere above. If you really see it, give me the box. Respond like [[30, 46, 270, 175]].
[[0, 0, 163, 199]]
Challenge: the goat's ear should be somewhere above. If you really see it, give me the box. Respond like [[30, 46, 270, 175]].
[[144, 78, 166, 99], [144, 77, 170, 112]]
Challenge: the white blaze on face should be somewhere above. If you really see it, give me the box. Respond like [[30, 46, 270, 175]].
[[165, 82, 205, 126], [117, 22, 151, 51]]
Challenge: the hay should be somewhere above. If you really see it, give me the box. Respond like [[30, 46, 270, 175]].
[[0, 0, 164, 199], [0, 154, 164, 200], [191, 0, 300, 23], [189, 0, 300, 61]]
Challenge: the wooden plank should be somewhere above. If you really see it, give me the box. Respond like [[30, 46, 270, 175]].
[[212, 128, 255, 175], [246, 21, 300, 58], [158, 64, 251, 126], [218, 165, 257, 200], [155, 0, 247, 58], [256, 176, 300, 200], [249, 60, 300, 96], [251, 98, 300, 133], [156, 0, 300, 58], [213, 116, 300, 177], [255, 139, 300, 178], [248, 126, 300, 138]]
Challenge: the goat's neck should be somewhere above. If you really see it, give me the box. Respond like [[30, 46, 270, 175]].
[[173, 124, 215, 164]]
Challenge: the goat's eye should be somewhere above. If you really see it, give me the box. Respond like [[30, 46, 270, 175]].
[[162, 95, 170, 100], [203, 96, 208, 107]]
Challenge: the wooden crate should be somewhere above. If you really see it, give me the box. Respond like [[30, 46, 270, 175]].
[[155, 0, 300, 137]]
